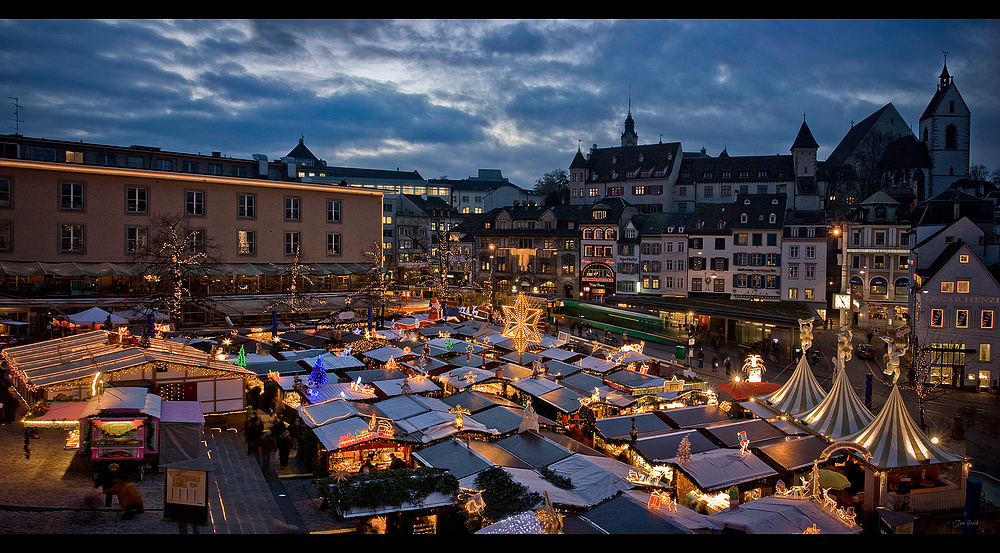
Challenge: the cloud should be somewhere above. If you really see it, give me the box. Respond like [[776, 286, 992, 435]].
[[2, 19, 999, 185]]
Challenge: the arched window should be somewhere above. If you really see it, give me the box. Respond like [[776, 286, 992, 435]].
[[607, 228, 616, 240], [894, 277, 909, 297], [946, 124, 957, 149], [870, 276, 888, 297], [583, 228, 593, 240], [594, 228, 604, 240]]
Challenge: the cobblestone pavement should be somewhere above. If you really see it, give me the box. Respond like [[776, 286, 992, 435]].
[[0, 403, 350, 534]]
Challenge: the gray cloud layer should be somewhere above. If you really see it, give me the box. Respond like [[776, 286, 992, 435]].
[[2, 19, 998, 185]]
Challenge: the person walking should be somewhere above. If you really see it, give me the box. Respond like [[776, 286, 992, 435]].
[[724, 357, 732, 377], [276, 430, 294, 468], [698, 348, 705, 368], [259, 430, 277, 470], [94, 462, 122, 507], [103, 478, 144, 519], [244, 413, 264, 456], [712, 355, 719, 372]]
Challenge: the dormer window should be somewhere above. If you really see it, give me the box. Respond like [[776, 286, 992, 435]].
[[744, 199, 751, 205], [768, 213, 776, 224], [593, 210, 607, 219], [771, 198, 779, 205], [740, 213, 748, 223], [717, 220, 726, 229], [638, 154, 644, 162]]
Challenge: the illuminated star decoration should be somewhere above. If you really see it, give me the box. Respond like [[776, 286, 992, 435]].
[[500, 293, 543, 356]]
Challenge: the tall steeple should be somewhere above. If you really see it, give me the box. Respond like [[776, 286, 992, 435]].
[[621, 88, 638, 147]]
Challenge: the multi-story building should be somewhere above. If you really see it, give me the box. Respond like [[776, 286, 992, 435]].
[[431, 169, 536, 214], [838, 190, 912, 330], [0, 137, 383, 333], [580, 198, 636, 301], [385, 193, 465, 285], [912, 241, 999, 390], [628, 212, 690, 298], [568, 113, 682, 214], [727, 195, 787, 301], [463, 204, 581, 301]]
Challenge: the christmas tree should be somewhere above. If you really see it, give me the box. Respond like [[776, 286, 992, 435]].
[[309, 356, 328, 387], [677, 435, 692, 464], [235, 345, 247, 367]]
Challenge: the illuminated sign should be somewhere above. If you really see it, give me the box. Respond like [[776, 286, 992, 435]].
[[338, 415, 395, 448]]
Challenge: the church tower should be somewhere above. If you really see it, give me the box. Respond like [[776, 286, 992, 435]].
[[919, 54, 971, 196], [621, 109, 638, 147]]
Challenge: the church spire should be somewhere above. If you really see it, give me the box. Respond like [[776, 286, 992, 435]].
[[621, 85, 638, 147], [939, 51, 953, 89]]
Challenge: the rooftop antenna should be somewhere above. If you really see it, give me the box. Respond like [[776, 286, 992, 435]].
[[8, 97, 23, 136]]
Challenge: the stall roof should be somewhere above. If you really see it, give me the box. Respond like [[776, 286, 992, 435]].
[[570, 493, 695, 534], [160, 400, 205, 424], [297, 398, 363, 428], [841, 383, 968, 470], [468, 405, 532, 436], [673, 448, 778, 493], [537, 386, 590, 414], [659, 405, 732, 429], [536, 347, 583, 362], [371, 394, 451, 421], [762, 355, 828, 417], [754, 435, 833, 473], [434, 367, 497, 391], [439, 390, 520, 414], [699, 419, 787, 448], [494, 430, 573, 470], [603, 369, 665, 391], [411, 437, 496, 480], [371, 376, 441, 398], [706, 495, 861, 534], [594, 411, 675, 441], [634, 429, 720, 463]]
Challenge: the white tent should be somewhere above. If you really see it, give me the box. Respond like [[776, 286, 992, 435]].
[[67, 307, 127, 327]]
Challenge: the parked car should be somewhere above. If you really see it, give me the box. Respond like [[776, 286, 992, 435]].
[[854, 343, 875, 360]]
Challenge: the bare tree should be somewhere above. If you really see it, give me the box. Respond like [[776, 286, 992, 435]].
[[133, 212, 222, 327], [348, 241, 405, 329], [265, 247, 325, 323], [902, 344, 952, 431]]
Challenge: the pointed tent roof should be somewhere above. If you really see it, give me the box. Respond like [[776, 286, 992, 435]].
[[797, 366, 874, 440], [841, 384, 967, 470], [762, 354, 827, 416]]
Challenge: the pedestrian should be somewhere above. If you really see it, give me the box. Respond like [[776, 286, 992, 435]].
[[698, 348, 705, 368], [244, 413, 264, 455], [587, 323, 593, 337], [712, 355, 719, 372], [94, 462, 122, 507], [724, 357, 732, 377], [866, 330, 873, 344], [359, 454, 375, 474], [103, 477, 144, 519], [388, 452, 407, 470], [276, 430, 294, 468], [260, 430, 276, 470], [1, 387, 17, 424], [623, 331, 629, 344]]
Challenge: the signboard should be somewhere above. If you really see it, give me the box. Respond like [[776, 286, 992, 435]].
[[166, 468, 208, 507], [833, 293, 851, 309]]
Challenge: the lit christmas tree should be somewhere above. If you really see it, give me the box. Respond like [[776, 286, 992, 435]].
[[309, 356, 328, 387], [676, 435, 692, 464], [234, 345, 247, 368]]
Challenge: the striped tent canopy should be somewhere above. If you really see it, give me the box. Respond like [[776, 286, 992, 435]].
[[841, 384, 967, 470], [762, 354, 827, 417], [797, 366, 875, 440]]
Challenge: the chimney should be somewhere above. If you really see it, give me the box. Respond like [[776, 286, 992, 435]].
[[252, 154, 269, 177]]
